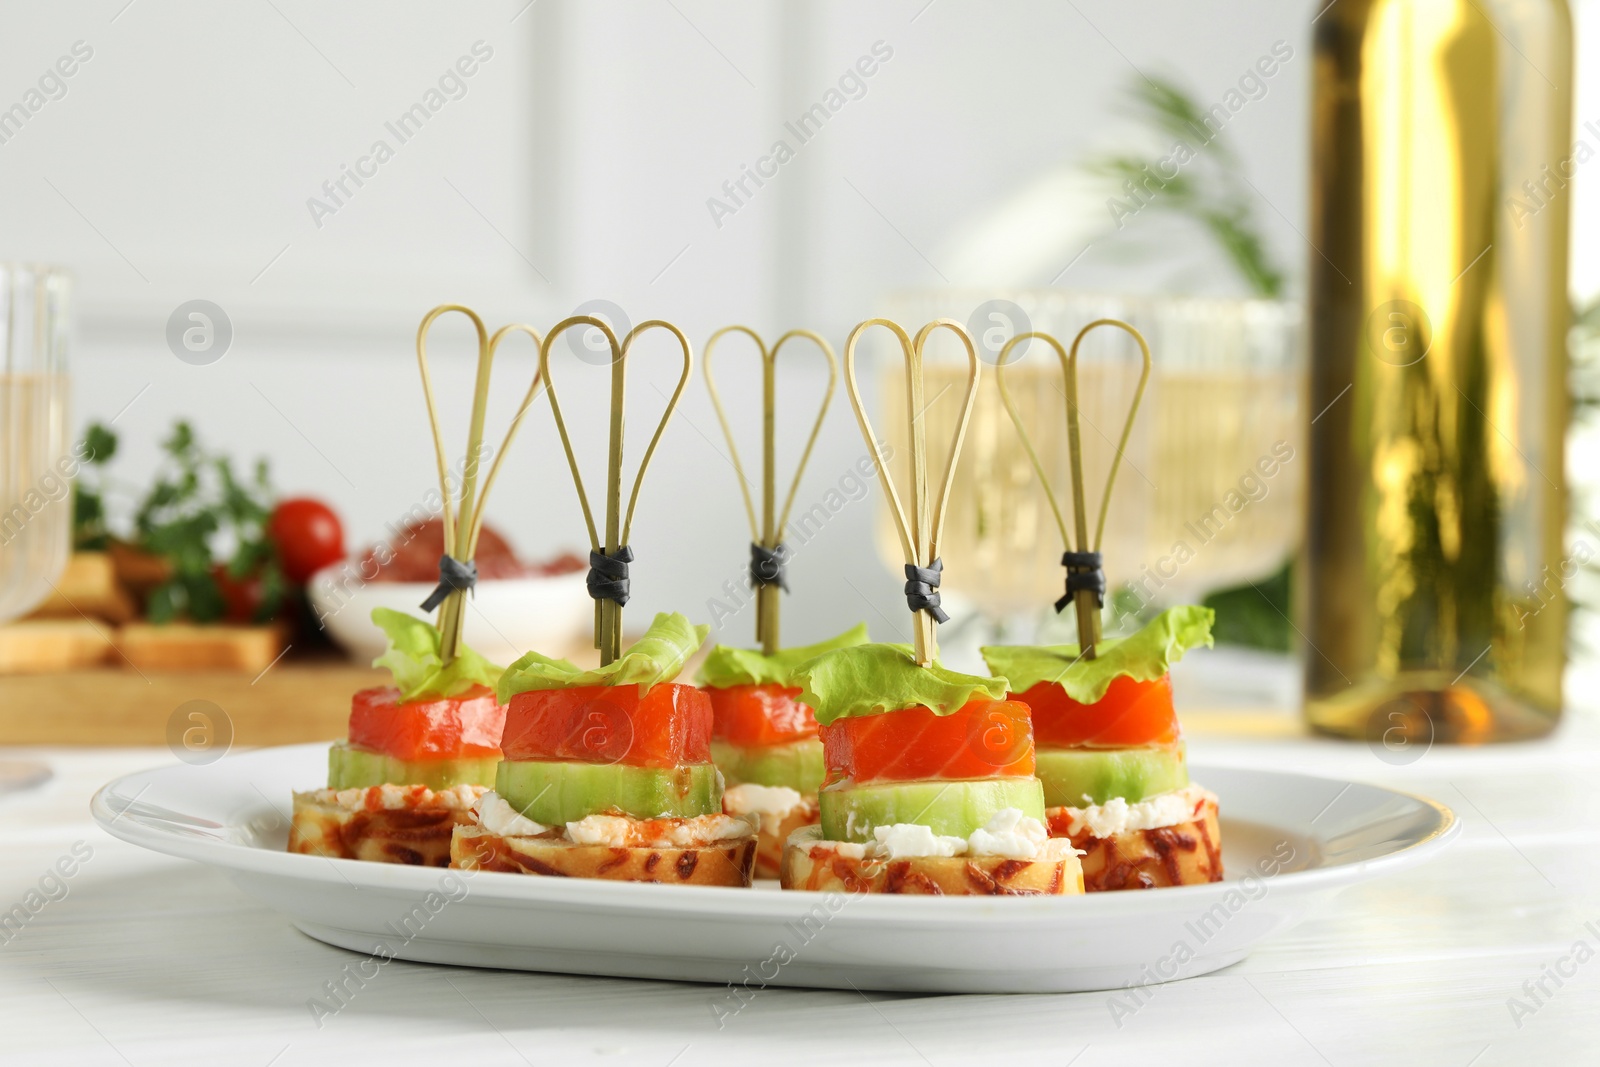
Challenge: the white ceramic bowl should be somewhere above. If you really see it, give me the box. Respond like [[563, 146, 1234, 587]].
[[306, 563, 590, 667]]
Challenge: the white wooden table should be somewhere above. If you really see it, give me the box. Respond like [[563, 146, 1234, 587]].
[[3, 708, 1597, 1067]]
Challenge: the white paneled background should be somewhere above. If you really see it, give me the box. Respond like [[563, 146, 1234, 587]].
[[2, 0, 1596, 649]]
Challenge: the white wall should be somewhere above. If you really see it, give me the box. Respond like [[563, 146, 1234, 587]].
[[4, 0, 1592, 651]]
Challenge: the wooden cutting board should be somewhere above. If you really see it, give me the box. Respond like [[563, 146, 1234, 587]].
[[0, 638, 604, 747], [0, 661, 386, 747]]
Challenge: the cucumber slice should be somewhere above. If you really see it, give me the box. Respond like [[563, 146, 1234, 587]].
[[327, 741, 500, 790], [496, 760, 722, 824], [710, 739, 824, 793], [1035, 746, 1188, 807], [819, 778, 1045, 842]]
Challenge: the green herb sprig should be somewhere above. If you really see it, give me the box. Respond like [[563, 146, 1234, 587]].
[[134, 421, 286, 624], [71, 422, 118, 551]]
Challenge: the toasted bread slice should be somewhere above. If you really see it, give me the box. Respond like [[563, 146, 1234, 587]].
[[780, 825, 1084, 896], [289, 786, 484, 867], [725, 795, 820, 880], [450, 826, 757, 886], [0, 619, 113, 673], [118, 622, 288, 673], [23, 552, 137, 624], [1047, 791, 1223, 891]]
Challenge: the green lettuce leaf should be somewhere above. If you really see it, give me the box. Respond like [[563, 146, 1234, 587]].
[[370, 607, 504, 702], [979, 605, 1214, 704], [792, 643, 1010, 726], [496, 611, 709, 702], [696, 622, 872, 689]]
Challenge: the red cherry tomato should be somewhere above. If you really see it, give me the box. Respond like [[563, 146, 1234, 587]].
[[1017, 674, 1180, 749], [211, 563, 265, 623], [347, 685, 506, 761], [268, 497, 345, 584], [501, 683, 712, 768], [819, 698, 1036, 787], [706, 684, 818, 747]]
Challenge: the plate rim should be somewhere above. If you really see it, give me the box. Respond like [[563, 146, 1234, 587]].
[[89, 742, 1459, 919]]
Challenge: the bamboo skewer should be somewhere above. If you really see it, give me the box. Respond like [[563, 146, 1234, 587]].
[[993, 319, 1151, 659], [843, 318, 981, 667], [703, 327, 838, 655], [539, 317, 693, 666], [414, 307, 546, 665]]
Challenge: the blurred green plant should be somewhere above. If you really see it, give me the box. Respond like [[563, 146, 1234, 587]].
[[1572, 295, 1600, 651], [71, 422, 118, 551], [1202, 562, 1291, 652], [1573, 295, 1600, 412], [130, 421, 286, 624], [1087, 75, 1287, 300]]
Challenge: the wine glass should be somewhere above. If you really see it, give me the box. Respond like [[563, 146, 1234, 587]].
[[873, 290, 1303, 653], [0, 263, 72, 794]]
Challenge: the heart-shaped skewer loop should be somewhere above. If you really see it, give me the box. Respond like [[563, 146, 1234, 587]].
[[843, 318, 981, 667], [703, 326, 838, 653], [414, 306, 546, 664], [993, 319, 1151, 658], [539, 317, 693, 665]]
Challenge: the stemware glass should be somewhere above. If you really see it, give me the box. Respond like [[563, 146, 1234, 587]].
[[872, 290, 1303, 650], [0, 263, 72, 795]]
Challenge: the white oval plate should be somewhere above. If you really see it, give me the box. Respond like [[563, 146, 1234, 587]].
[[91, 743, 1456, 994]]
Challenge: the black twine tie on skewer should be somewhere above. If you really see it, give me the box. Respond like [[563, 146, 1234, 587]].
[[1056, 550, 1105, 613], [587, 545, 635, 606], [420, 554, 478, 613], [749, 541, 790, 593], [904, 558, 950, 624]]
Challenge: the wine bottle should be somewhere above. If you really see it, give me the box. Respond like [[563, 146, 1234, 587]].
[[1304, 0, 1573, 744]]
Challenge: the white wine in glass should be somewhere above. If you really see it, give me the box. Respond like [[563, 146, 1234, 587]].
[[874, 293, 1302, 641], [0, 264, 72, 794]]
